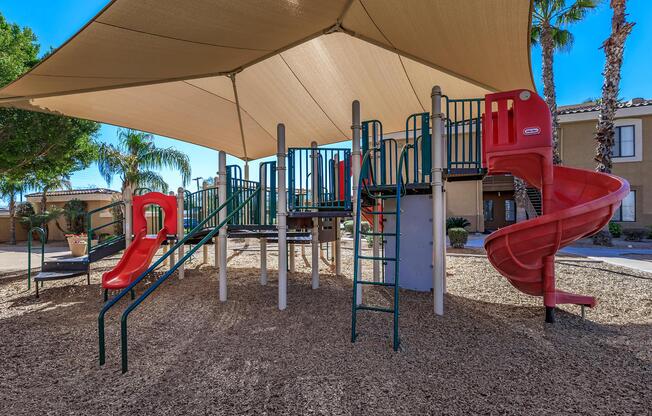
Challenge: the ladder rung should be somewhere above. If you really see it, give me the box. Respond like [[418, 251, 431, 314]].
[[360, 231, 396, 237], [358, 255, 396, 262], [356, 281, 395, 287], [367, 210, 396, 215], [356, 305, 394, 313]]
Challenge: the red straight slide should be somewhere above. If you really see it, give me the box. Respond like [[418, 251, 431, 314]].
[[102, 228, 168, 290], [102, 192, 177, 292], [482, 90, 629, 322]]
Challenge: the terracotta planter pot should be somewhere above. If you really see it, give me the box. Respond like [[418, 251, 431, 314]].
[[66, 235, 88, 257]]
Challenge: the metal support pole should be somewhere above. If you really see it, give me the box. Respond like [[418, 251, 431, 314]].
[[202, 181, 209, 264], [176, 188, 185, 278], [373, 211, 380, 282], [289, 243, 295, 273], [277, 124, 288, 310], [334, 217, 341, 276], [311, 141, 320, 290], [124, 185, 133, 248], [352, 100, 362, 305], [218, 151, 228, 302], [260, 166, 267, 285], [431, 86, 445, 316], [214, 176, 219, 269]]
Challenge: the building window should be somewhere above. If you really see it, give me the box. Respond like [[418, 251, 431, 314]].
[[505, 200, 516, 222], [613, 190, 636, 222], [483, 200, 494, 222], [613, 125, 635, 157]]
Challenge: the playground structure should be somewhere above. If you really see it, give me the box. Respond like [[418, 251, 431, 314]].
[[21, 88, 629, 371]]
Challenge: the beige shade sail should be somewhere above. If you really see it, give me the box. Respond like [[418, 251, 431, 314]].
[[0, 0, 534, 160]]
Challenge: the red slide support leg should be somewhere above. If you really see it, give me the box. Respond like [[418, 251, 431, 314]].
[[542, 255, 556, 323]]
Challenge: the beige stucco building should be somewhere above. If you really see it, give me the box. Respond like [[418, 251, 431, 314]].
[[446, 99, 652, 232]]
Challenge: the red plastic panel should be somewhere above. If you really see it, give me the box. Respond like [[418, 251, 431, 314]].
[[132, 192, 177, 235]]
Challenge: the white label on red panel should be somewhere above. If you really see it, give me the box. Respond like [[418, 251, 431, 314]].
[[523, 127, 541, 136]]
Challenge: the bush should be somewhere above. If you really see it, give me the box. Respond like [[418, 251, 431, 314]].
[[446, 216, 470, 232], [592, 230, 612, 246], [608, 222, 621, 238], [622, 228, 648, 242], [448, 227, 468, 249], [63, 198, 88, 234], [344, 220, 370, 235], [15, 202, 35, 231]]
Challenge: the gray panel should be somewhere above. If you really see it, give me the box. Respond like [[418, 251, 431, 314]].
[[385, 194, 433, 292]]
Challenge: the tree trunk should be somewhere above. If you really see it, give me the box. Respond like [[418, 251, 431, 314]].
[[594, 0, 634, 174], [541, 22, 562, 165], [592, 0, 634, 246], [8, 193, 16, 245], [513, 177, 530, 222]]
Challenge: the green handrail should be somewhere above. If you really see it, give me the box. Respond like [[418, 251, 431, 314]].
[[97, 186, 257, 369], [87, 200, 125, 256], [118, 186, 260, 372], [27, 227, 45, 291]]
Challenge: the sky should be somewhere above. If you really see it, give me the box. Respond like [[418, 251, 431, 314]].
[[1, 0, 651, 198]]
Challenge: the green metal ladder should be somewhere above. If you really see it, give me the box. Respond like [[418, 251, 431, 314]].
[[351, 145, 409, 351]]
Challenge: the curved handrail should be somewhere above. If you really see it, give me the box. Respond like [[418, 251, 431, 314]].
[[27, 227, 46, 291], [118, 186, 260, 372], [98, 187, 250, 366], [87, 200, 125, 256]]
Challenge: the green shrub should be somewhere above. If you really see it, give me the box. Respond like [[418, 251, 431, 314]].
[[447, 216, 470, 232], [63, 198, 88, 234], [344, 220, 370, 235], [343, 220, 354, 234], [15, 202, 35, 231], [622, 228, 648, 242], [608, 222, 622, 238], [448, 227, 468, 249]]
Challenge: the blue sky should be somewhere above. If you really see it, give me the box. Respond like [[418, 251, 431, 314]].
[[1, 0, 651, 196]]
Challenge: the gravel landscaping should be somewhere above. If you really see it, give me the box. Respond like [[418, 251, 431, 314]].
[[0, 240, 650, 415]]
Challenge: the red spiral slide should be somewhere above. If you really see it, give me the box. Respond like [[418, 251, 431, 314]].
[[482, 90, 629, 321], [102, 192, 177, 292]]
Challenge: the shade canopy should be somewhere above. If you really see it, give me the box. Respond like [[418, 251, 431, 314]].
[[0, 0, 534, 160]]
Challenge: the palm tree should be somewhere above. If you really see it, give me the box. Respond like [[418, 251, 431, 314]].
[[531, 0, 598, 165], [97, 129, 191, 193], [37, 174, 71, 213], [592, 0, 634, 246], [594, 0, 634, 174]]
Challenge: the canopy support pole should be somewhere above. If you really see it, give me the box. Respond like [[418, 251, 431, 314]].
[[214, 176, 219, 269], [218, 151, 228, 302], [431, 86, 445, 316], [311, 141, 320, 289], [352, 100, 362, 305], [229, 74, 248, 161], [260, 165, 268, 285], [124, 185, 132, 248], [176, 187, 185, 279], [277, 124, 288, 310]]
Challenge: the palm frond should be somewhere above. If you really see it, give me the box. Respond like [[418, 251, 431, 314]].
[[552, 28, 574, 52], [97, 143, 125, 187], [558, 0, 599, 25], [141, 147, 191, 186], [135, 170, 169, 193]]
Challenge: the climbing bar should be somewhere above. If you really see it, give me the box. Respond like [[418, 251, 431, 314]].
[[356, 305, 394, 313], [358, 255, 396, 262], [356, 281, 395, 287]]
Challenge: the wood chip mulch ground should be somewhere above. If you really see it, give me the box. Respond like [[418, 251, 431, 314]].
[[0, 241, 650, 415]]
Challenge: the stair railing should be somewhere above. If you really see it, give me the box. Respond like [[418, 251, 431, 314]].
[[86, 200, 126, 257], [98, 186, 257, 370], [27, 227, 46, 291]]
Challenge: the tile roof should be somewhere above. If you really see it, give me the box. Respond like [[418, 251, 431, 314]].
[[25, 188, 119, 198], [558, 98, 652, 115]]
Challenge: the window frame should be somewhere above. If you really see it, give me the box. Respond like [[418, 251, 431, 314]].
[[612, 118, 643, 163], [613, 125, 635, 158], [613, 190, 636, 222]]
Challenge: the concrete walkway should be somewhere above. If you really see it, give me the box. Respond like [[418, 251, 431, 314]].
[[465, 233, 652, 273], [0, 242, 73, 274]]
